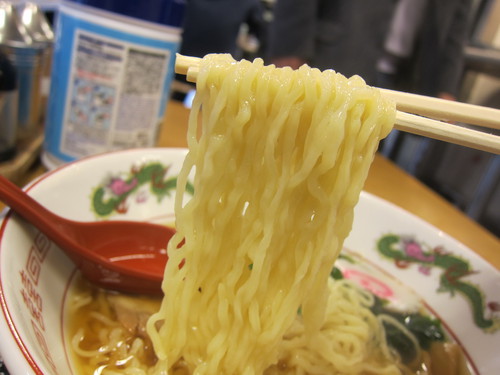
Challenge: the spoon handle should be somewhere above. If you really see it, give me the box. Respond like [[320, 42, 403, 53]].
[[0, 176, 74, 247]]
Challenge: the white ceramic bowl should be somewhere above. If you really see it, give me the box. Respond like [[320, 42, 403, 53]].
[[1, 148, 499, 374]]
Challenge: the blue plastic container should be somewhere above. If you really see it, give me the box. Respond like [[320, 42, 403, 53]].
[[42, 0, 185, 169]]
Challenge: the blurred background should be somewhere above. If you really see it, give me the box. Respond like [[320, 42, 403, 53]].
[[0, 0, 499, 237]]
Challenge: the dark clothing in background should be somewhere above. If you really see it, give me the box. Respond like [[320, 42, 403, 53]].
[[174, 0, 264, 94], [403, 0, 472, 97], [179, 0, 264, 58], [268, 0, 472, 98], [268, 0, 395, 86]]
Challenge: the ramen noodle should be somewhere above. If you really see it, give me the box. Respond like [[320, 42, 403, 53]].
[[68, 54, 408, 374], [146, 54, 396, 374]]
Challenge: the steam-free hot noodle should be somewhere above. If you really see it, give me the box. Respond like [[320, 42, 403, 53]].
[[66, 55, 469, 374]]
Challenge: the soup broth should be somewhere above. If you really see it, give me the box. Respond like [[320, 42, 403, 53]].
[[66, 277, 161, 374]]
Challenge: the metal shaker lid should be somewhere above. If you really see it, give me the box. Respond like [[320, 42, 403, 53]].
[[18, 2, 54, 45], [0, 1, 33, 48]]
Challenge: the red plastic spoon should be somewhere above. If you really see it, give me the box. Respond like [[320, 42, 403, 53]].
[[0, 175, 174, 295]]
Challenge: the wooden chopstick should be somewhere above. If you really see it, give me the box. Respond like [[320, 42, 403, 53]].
[[175, 54, 201, 82], [394, 112, 499, 154], [174, 54, 500, 154], [381, 89, 500, 130]]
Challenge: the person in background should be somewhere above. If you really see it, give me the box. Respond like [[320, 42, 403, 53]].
[[376, 0, 472, 171], [377, 0, 472, 101], [267, 0, 395, 86], [268, 0, 472, 98]]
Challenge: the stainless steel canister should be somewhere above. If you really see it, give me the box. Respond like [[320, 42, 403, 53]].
[[18, 2, 54, 123], [0, 1, 46, 139]]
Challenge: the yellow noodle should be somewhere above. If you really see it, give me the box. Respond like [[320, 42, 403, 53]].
[[145, 54, 396, 374]]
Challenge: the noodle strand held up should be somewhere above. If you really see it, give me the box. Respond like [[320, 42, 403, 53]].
[[147, 54, 397, 374]]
